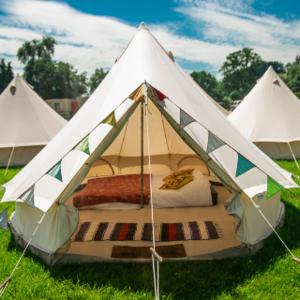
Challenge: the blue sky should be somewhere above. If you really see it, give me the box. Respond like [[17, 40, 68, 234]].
[[0, 0, 299, 75]]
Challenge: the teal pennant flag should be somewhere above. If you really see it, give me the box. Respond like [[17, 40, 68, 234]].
[[47, 160, 63, 182], [236, 154, 256, 177]]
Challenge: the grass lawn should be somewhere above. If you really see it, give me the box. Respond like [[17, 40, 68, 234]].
[[1, 162, 300, 299]]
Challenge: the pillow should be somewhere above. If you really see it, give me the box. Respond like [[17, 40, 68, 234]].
[[160, 168, 194, 190]]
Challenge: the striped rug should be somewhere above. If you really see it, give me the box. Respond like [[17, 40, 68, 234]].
[[74, 221, 220, 242]]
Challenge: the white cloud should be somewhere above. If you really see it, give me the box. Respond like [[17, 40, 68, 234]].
[[0, 0, 299, 77], [0, 0, 238, 74], [176, 0, 300, 64]]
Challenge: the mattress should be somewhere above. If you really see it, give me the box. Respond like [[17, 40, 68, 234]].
[[73, 171, 214, 210]]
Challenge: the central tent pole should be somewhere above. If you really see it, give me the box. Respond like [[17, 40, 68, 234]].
[[140, 97, 144, 208]]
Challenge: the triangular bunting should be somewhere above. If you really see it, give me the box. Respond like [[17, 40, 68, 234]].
[[76, 136, 90, 155], [235, 154, 256, 177], [47, 160, 63, 182], [154, 87, 167, 101], [180, 109, 196, 128], [102, 112, 117, 128], [129, 85, 144, 102], [266, 176, 283, 199], [147, 85, 167, 101], [20, 186, 35, 207], [0, 209, 8, 230], [206, 131, 225, 153]]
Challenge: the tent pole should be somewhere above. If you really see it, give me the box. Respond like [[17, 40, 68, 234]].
[[287, 142, 300, 170], [140, 98, 144, 208], [5, 146, 15, 176]]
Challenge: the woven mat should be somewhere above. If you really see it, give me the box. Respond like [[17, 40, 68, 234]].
[[74, 221, 221, 242]]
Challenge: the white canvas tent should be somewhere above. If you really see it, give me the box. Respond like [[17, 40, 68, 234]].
[[228, 66, 300, 159], [0, 75, 67, 167], [1, 25, 297, 266]]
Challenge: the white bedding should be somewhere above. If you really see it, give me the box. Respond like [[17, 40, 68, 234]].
[[77, 171, 213, 210], [152, 171, 213, 208]]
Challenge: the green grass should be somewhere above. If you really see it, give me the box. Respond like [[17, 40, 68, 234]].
[[1, 163, 300, 299]]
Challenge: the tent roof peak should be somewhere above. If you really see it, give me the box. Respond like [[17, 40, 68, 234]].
[[138, 22, 149, 31]]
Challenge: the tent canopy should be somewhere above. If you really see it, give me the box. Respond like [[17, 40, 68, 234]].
[[1, 24, 297, 261], [0, 74, 66, 148], [229, 66, 300, 143], [2, 25, 296, 214]]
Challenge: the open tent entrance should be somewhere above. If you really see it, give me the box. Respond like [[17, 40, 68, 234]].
[[63, 88, 242, 261]]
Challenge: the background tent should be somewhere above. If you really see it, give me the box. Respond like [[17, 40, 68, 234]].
[[0, 75, 67, 167], [1, 25, 297, 265], [228, 66, 300, 160]]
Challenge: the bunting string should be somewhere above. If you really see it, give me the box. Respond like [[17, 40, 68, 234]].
[[146, 83, 300, 264], [147, 85, 295, 190]]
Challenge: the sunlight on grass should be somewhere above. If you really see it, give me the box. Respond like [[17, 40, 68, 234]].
[[0, 163, 300, 299]]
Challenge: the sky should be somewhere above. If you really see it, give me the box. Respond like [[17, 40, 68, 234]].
[[0, 0, 299, 76]]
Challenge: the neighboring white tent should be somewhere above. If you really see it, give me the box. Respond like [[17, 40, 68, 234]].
[[1, 25, 297, 266], [0, 75, 67, 167], [228, 66, 300, 159]]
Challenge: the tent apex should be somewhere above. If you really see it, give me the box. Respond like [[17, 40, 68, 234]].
[[138, 22, 149, 31]]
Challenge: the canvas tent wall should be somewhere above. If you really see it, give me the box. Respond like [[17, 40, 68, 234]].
[[228, 66, 300, 159], [0, 75, 67, 167], [1, 25, 297, 264]]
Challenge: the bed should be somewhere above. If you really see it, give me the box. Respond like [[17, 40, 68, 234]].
[[72, 171, 217, 210]]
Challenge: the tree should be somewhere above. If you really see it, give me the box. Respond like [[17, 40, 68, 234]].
[[17, 36, 56, 64], [17, 36, 87, 99], [89, 68, 108, 94], [220, 48, 263, 100], [0, 59, 13, 93], [190, 71, 222, 101], [54, 62, 87, 98], [285, 55, 300, 98]]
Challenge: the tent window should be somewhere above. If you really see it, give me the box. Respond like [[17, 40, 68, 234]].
[[10, 86, 16, 95]]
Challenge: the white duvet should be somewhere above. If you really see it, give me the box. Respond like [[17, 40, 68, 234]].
[[152, 171, 213, 208]]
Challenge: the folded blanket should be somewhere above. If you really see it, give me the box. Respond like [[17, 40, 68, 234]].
[[160, 168, 194, 190]]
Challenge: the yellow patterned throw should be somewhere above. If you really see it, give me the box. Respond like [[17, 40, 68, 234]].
[[160, 169, 194, 190]]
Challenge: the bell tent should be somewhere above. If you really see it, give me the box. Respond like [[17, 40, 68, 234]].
[[1, 25, 297, 265], [228, 66, 300, 160], [0, 74, 67, 167]]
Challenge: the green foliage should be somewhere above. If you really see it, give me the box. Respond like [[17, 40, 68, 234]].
[[220, 48, 263, 100], [286, 55, 300, 97], [17, 36, 87, 99], [0, 59, 14, 94], [190, 71, 222, 101], [1, 162, 300, 299], [17, 36, 56, 64], [89, 68, 108, 94]]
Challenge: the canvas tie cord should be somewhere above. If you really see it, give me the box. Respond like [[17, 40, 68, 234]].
[[0, 212, 46, 297], [250, 197, 300, 264], [5, 146, 15, 176], [287, 142, 300, 170], [144, 90, 162, 300]]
